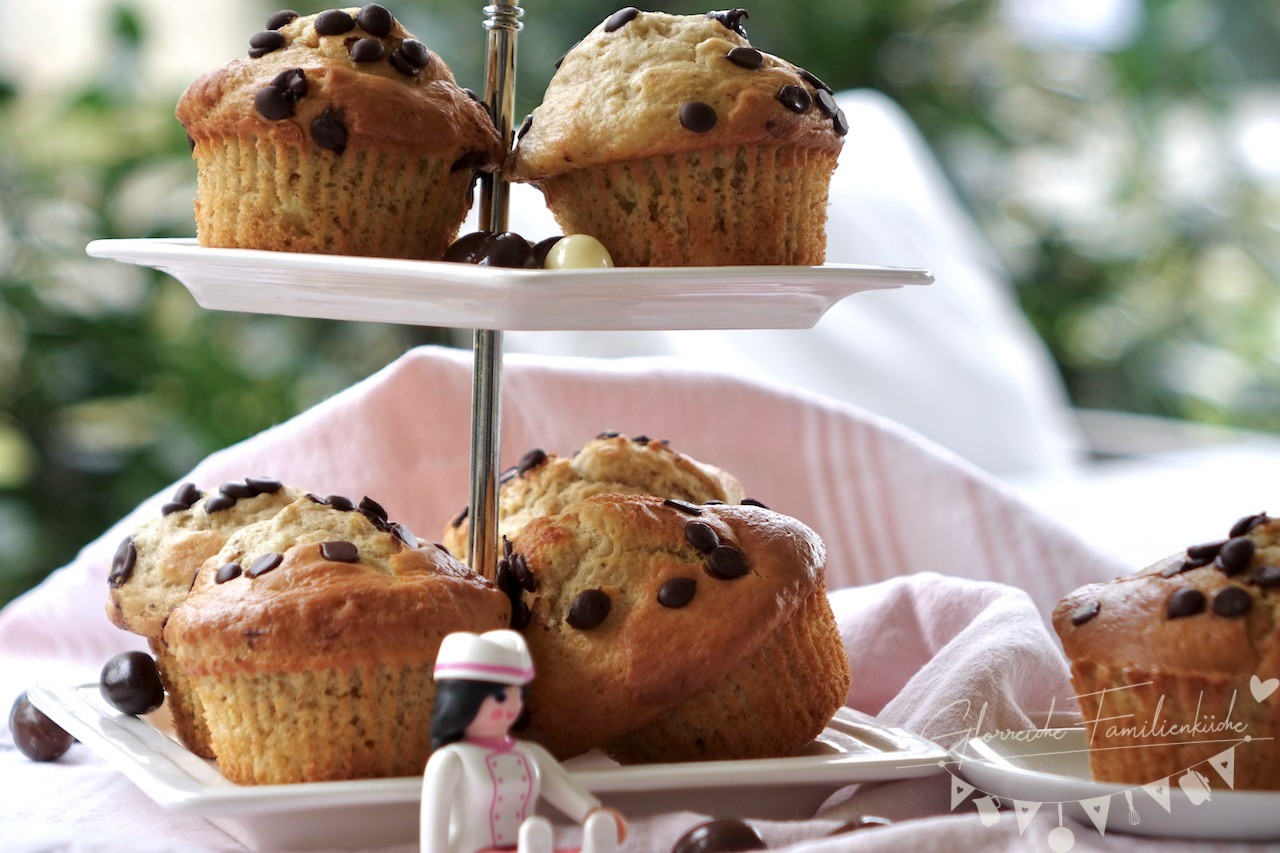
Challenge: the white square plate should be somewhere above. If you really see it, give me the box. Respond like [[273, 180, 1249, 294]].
[[30, 682, 945, 850], [85, 238, 932, 332]]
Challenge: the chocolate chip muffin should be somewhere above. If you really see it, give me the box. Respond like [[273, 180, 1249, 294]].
[[164, 496, 510, 785], [176, 5, 501, 259], [507, 8, 845, 266], [1053, 512, 1280, 789], [505, 494, 849, 763], [105, 477, 306, 757], [442, 432, 745, 562]]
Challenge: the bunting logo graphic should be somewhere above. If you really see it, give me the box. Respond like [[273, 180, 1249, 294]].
[[925, 680, 1275, 850]]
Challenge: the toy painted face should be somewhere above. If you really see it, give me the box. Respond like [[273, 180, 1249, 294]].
[[464, 685, 524, 740]]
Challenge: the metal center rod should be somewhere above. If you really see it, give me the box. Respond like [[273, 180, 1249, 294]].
[[467, 1, 522, 582]]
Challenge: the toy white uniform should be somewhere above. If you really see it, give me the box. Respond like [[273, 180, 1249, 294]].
[[420, 736, 599, 852], [420, 630, 621, 853]]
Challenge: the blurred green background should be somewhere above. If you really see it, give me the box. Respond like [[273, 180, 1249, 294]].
[[1, 0, 1278, 606]]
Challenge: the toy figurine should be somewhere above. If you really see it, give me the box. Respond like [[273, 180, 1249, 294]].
[[421, 630, 625, 853]]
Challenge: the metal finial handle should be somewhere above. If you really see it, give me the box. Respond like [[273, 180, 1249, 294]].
[[468, 1, 522, 582]]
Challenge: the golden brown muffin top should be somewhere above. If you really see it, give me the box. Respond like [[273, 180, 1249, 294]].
[[1054, 513, 1280, 680], [509, 494, 826, 756], [176, 6, 501, 162], [442, 432, 745, 561], [165, 497, 509, 672], [105, 478, 306, 639], [507, 8, 847, 181]]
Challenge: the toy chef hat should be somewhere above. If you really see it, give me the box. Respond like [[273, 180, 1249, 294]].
[[433, 629, 535, 685]]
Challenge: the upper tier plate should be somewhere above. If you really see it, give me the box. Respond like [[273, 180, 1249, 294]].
[[85, 238, 932, 331]]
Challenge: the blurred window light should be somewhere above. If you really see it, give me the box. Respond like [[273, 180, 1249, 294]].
[[999, 0, 1144, 51]]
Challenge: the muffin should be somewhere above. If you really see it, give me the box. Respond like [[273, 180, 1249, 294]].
[[503, 494, 849, 762], [1053, 512, 1280, 789], [105, 477, 306, 757], [443, 432, 745, 562], [176, 6, 502, 260], [507, 8, 846, 267], [164, 496, 510, 784]]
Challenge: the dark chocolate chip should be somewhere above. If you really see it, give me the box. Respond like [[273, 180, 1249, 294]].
[[566, 589, 611, 629], [815, 88, 838, 117], [512, 553, 537, 592], [517, 113, 533, 140], [271, 68, 308, 101], [531, 236, 562, 267], [160, 501, 188, 516], [502, 536, 514, 558], [829, 816, 893, 835], [450, 505, 469, 527], [703, 500, 726, 505], [310, 108, 348, 154], [517, 448, 548, 475], [462, 87, 481, 102], [684, 521, 720, 553], [358, 496, 388, 521], [798, 67, 833, 93], [1212, 585, 1252, 618], [392, 522, 417, 547], [1166, 587, 1206, 619], [664, 499, 703, 516], [632, 434, 650, 444], [499, 466, 519, 485], [255, 85, 296, 120], [220, 481, 257, 499], [109, 537, 137, 587], [388, 49, 419, 76], [833, 109, 849, 136], [1070, 598, 1100, 626], [1252, 565, 1280, 588], [496, 557, 519, 596], [604, 7, 641, 32], [9, 691, 74, 762], [172, 479, 199, 504], [740, 498, 770, 509], [204, 494, 235, 513], [246, 476, 283, 494], [725, 46, 763, 69], [1180, 553, 1215, 571], [357, 4, 394, 37], [672, 817, 765, 853], [658, 577, 697, 608], [394, 37, 431, 70], [320, 540, 359, 562], [249, 30, 287, 53], [444, 231, 493, 263], [511, 599, 531, 630], [1159, 560, 1189, 578], [1215, 536, 1255, 576], [706, 9, 750, 38], [434, 542, 450, 555], [247, 552, 283, 578], [315, 9, 356, 36], [325, 494, 355, 511], [707, 544, 748, 580], [267, 10, 300, 30], [597, 430, 621, 439], [777, 84, 812, 113], [1187, 539, 1228, 560], [1230, 512, 1268, 538], [476, 232, 537, 268], [215, 562, 243, 584], [680, 101, 718, 133], [99, 652, 165, 716], [306, 492, 325, 504], [349, 37, 385, 62], [451, 150, 490, 173]]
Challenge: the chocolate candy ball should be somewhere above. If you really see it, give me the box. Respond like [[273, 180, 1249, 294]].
[[10, 691, 74, 762], [672, 818, 767, 852], [443, 230, 493, 263], [475, 232, 538, 268], [100, 651, 165, 716]]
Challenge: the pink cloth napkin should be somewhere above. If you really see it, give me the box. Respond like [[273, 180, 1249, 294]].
[[3, 345, 1243, 852]]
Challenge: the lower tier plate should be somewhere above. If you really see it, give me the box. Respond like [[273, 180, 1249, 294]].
[[30, 682, 946, 851]]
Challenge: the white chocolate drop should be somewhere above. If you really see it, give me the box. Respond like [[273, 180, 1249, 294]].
[[544, 234, 614, 269]]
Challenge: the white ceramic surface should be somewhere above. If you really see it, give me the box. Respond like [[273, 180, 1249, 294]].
[[956, 729, 1280, 841], [84, 238, 932, 331], [29, 683, 946, 850]]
